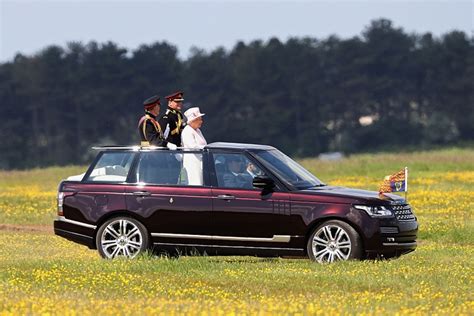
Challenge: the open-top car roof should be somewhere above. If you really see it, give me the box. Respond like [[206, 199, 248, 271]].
[[92, 142, 276, 151], [205, 142, 275, 151]]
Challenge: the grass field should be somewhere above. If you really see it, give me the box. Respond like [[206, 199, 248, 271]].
[[0, 148, 473, 314]]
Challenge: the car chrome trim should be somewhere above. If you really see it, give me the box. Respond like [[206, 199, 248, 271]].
[[382, 242, 417, 247], [151, 233, 292, 242], [153, 242, 301, 251], [92, 146, 205, 151], [55, 228, 94, 240], [57, 216, 97, 229]]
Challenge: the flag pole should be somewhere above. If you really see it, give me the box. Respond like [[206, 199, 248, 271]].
[[405, 166, 408, 202]]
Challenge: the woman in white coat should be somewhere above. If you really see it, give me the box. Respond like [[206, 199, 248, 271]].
[[181, 107, 207, 185]]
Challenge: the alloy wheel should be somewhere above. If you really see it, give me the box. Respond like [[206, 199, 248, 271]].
[[100, 219, 143, 258], [311, 224, 352, 263]]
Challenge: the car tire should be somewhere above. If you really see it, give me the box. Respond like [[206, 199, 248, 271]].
[[96, 216, 149, 259], [307, 220, 363, 263]]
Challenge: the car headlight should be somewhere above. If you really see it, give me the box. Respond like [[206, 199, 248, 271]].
[[354, 205, 393, 218]]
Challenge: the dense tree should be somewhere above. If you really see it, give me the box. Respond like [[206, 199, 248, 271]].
[[0, 19, 472, 169]]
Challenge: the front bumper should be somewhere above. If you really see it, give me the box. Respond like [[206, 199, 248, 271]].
[[365, 217, 418, 257]]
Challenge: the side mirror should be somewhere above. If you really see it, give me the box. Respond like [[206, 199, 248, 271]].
[[252, 176, 275, 190]]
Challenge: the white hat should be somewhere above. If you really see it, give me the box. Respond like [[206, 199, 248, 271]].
[[184, 107, 205, 123]]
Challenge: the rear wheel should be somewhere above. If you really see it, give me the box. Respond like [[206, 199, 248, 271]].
[[96, 217, 149, 259], [307, 220, 363, 263]]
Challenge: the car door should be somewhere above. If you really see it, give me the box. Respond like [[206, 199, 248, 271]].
[[124, 150, 213, 237], [210, 151, 291, 240]]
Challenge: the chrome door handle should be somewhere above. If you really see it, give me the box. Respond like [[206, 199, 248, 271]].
[[217, 194, 235, 200], [133, 191, 151, 197]]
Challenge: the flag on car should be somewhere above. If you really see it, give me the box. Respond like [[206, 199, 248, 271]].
[[379, 167, 408, 193]]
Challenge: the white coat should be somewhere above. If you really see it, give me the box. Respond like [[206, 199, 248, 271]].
[[181, 125, 207, 185]]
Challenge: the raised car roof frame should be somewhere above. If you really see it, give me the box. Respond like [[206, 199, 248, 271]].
[[92, 142, 275, 151]]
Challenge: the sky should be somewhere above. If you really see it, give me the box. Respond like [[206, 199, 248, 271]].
[[0, 0, 473, 62]]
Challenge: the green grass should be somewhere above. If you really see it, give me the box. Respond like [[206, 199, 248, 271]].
[[0, 166, 87, 225], [0, 148, 473, 314], [300, 147, 474, 180], [0, 232, 472, 314]]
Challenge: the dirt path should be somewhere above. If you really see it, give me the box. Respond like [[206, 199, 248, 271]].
[[0, 224, 53, 233]]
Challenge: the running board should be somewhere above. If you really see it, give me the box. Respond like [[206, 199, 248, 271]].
[[153, 242, 302, 252], [151, 233, 293, 243]]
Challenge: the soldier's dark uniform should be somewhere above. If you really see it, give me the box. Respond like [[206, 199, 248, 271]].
[[159, 91, 185, 147], [138, 95, 168, 147]]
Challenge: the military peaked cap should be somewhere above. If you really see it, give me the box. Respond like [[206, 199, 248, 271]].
[[143, 95, 161, 109], [165, 91, 184, 102]]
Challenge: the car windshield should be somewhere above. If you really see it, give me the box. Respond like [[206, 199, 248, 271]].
[[254, 149, 325, 190]]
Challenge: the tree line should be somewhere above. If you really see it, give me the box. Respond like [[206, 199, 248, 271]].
[[0, 19, 473, 169]]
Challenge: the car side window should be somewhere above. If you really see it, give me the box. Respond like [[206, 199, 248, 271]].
[[86, 152, 134, 182], [136, 152, 204, 186], [213, 153, 265, 189]]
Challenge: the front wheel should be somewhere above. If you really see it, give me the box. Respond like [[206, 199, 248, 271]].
[[96, 217, 149, 259], [307, 220, 363, 263]]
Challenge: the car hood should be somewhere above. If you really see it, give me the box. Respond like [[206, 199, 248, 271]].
[[300, 185, 406, 204]]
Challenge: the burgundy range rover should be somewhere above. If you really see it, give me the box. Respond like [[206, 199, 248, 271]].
[[54, 142, 418, 262]]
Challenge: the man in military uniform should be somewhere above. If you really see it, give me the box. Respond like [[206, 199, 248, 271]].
[[159, 91, 186, 147], [138, 95, 177, 149]]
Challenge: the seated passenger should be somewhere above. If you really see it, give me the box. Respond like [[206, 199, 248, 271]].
[[223, 156, 253, 189], [246, 162, 262, 178]]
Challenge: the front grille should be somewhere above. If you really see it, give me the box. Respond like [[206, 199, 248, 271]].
[[391, 204, 416, 221]]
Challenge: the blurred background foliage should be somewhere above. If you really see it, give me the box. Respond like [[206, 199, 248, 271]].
[[0, 19, 472, 169]]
